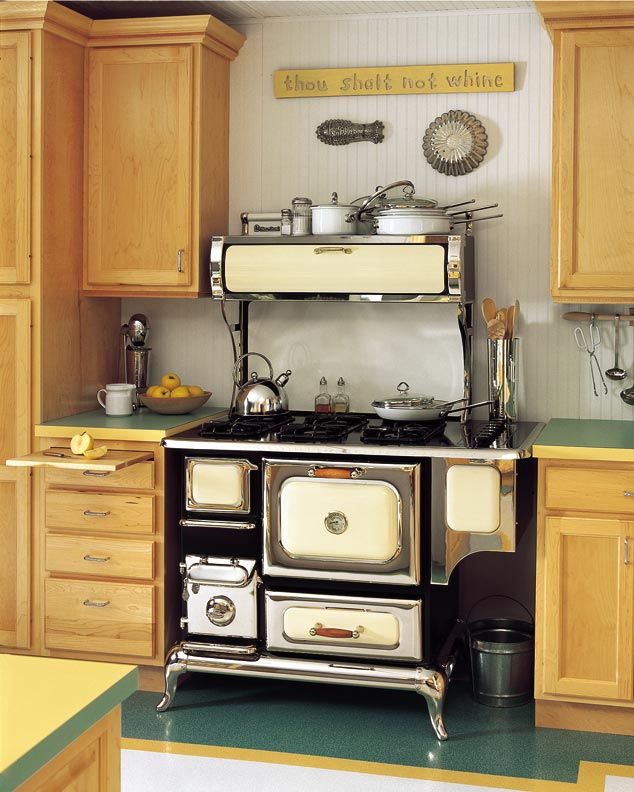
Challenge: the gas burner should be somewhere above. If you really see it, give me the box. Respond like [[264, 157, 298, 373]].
[[277, 413, 368, 443], [361, 420, 448, 446], [199, 413, 294, 439]]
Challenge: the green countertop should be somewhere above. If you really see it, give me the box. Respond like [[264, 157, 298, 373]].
[[533, 418, 634, 461], [0, 655, 137, 791], [35, 406, 224, 441]]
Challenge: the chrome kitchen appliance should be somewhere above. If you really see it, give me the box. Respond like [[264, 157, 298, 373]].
[[157, 232, 540, 744], [121, 313, 151, 410]]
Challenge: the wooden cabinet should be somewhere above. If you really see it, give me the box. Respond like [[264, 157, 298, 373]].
[[0, 32, 30, 284], [84, 18, 244, 297], [537, 2, 634, 303], [0, 299, 31, 649], [536, 458, 634, 734]]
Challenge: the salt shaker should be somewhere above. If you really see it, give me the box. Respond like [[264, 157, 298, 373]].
[[291, 197, 312, 236]]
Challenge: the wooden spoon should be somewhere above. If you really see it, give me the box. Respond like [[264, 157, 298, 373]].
[[482, 298, 497, 326], [487, 317, 506, 340]]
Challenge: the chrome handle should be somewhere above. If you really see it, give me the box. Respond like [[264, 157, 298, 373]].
[[313, 246, 352, 255], [177, 249, 184, 273], [83, 510, 111, 518], [83, 554, 111, 563], [83, 470, 111, 478], [623, 491, 634, 497], [82, 599, 110, 608], [625, 538, 631, 566]]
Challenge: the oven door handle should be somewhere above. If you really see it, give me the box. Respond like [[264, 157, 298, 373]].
[[308, 466, 365, 479], [186, 558, 252, 587], [310, 623, 364, 639]]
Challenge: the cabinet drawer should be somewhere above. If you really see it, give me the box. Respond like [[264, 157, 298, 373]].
[[45, 578, 154, 657], [45, 461, 154, 491], [545, 466, 634, 514], [46, 534, 154, 581], [46, 490, 154, 534]]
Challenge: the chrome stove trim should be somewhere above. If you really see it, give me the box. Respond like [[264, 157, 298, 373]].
[[165, 422, 544, 460], [263, 459, 420, 585], [157, 643, 448, 741], [179, 519, 256, 531]]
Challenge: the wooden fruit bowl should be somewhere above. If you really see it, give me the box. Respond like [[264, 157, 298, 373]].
[[139, 391, 212, 415]]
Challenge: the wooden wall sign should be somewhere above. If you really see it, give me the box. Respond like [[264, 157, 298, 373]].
[[274, 63, 514, 98]]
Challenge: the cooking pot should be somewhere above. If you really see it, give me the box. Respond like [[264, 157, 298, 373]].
[[232, 352, 292, 416], [372, 208, 452, 236], [371, 382, 492, 421], [311, 192, 360, 235]]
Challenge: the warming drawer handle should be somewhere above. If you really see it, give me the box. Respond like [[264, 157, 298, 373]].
[[313, 246, 353, 255], [83, 599, 110, 608], [308, 466, 364, 479], [83, 554, 111, 563], [310, 623, 364, 639], [83, 510, 111, 518]]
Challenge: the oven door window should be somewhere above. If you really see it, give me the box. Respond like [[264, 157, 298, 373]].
[[186, 458, 256, 513], [279, 478, 401, 563]]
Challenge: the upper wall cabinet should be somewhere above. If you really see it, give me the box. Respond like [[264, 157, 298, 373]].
[[84, 18, 245, 297], [0, 32, 30, 284], [537, 2, 634, 304]]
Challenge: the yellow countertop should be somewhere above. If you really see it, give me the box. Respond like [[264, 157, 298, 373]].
[[0, 655, 137, 790]]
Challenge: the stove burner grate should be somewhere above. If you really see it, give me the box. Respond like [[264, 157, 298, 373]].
[[199, 413, 294, 439], [469, 420, 508, 448], [277, 413, 368, 442], [361, 420, 447, 446]]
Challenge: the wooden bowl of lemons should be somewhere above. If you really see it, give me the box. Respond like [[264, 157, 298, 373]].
[[139, 374, 211, 415]]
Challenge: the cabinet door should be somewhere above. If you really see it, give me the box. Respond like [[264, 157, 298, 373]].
[[86, 45, 192, 288], [0, 300, 31, 648], [0, 31, 30, 284], [542, 516, 634, 701], [552, 27, 634, 302]]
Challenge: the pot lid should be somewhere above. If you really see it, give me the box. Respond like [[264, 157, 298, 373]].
[[372, 381, 446, 409], [373, 194, 438, 211], [373, 207, 449, 218], [312, 191, 357, 210]]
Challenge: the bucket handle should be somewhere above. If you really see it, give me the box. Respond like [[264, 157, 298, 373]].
[[466, 595, 534, 626]]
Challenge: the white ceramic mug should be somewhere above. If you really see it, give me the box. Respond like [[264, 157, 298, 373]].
[[97, 383, 136, 416]]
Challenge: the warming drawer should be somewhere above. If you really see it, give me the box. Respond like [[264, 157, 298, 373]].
[[263, 459, 420, 585], [265, 590, 423, 661], [185, 457, 256, 514]]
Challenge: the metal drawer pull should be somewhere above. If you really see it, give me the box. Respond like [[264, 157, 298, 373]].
[[308, 466, 364, 479], [82, 599, 110, 608], [624, 491, 634, 497], [83, 510, 111, 518], [625, 538, 631, 566], [313, 246, 352, 255], [83, 470, 111, 478], [310, 623, 363, 639], [177, 249, 184, 272], [83, 554, 111, 563]]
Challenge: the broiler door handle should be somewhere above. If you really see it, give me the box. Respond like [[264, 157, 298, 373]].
[[310, 623, 363, 639], [308, 466, 364, 479]]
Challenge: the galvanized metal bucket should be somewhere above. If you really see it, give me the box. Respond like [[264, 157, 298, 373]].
[[467, 596, 534, 708]]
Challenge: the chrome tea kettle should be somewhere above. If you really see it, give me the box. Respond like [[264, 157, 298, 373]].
[[232, 352, 292, 416]]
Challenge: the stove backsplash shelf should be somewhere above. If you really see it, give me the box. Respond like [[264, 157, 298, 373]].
[[210, 234, 474, 304]]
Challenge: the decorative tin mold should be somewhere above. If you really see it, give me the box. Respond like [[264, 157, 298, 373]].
[[422, 110, 488, 176], [316, 119, 384, 146]]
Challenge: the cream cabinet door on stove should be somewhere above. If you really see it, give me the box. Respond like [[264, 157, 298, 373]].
[[186, 458, 256, 513], [263, 459, 420, 584]]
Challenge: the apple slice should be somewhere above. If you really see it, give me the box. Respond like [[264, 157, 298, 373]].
[[70, 432, 94, 456], [84, 446, 108, 460]]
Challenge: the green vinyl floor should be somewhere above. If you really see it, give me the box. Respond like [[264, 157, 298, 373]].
[[121, 676, 634, 784]]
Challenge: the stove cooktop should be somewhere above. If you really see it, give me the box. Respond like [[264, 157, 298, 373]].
[[186, 411, 541, 458]]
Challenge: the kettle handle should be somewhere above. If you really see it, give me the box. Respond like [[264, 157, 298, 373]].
[[232, 352, 274, 388]]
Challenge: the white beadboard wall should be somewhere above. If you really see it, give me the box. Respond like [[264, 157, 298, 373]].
[[123, 5, 634, 422]]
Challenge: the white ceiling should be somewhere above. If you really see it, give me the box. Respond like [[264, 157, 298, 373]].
[[206, 1, 534, 21]]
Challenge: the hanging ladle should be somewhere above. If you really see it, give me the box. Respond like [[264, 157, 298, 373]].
[[606, 314, 627, 381], [620, 317, 634, 405]]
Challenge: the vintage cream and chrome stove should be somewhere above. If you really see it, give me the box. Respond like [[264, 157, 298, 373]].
[[157, 234, 541, 743]]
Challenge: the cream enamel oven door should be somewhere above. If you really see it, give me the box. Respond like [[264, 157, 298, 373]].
[[263, 459, 420, 584], [186, 458, 257, 514], [265, 590, 423, 661], [224, 243, 446, 295]]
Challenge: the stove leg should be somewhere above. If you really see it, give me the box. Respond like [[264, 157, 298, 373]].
[[156, 644, 188, 712], [415, 667, 448, 741]]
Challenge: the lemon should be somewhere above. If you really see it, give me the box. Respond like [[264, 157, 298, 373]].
[[70, 432, 94, 456], [84, 446, 108, 460], [161, 373, 181, 391]]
